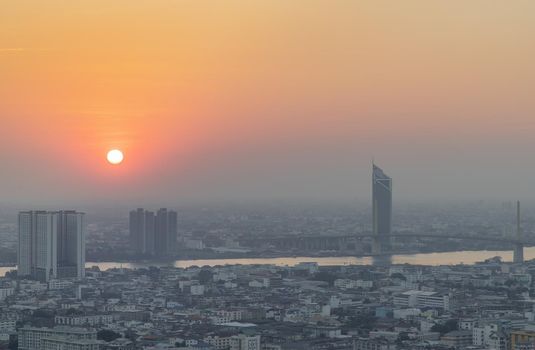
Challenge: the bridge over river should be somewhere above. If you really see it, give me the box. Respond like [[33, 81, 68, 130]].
[[242, 202, 529, 263], [239, 232, 531, 263]]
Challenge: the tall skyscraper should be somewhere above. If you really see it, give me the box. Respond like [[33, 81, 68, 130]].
[[18, 211, 85, 282], [130, 208, 177, 256], [372, 164, 392, 251]]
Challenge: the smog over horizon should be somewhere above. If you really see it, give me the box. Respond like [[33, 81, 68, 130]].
[[2, 2, 535, 204]]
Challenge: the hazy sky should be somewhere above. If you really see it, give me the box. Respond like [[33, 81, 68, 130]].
[[1, 1, 535, 204]]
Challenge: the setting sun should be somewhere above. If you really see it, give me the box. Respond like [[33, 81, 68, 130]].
[[107, 149, 124, 165]]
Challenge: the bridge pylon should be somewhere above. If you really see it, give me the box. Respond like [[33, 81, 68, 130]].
[[513, 201, 524, 264], [514, 243, 524, 264]]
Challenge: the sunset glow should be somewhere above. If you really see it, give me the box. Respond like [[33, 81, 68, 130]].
[[1, 1, 535, 202]]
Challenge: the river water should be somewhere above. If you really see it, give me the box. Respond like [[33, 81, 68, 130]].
[[2, 247, 535, 277]]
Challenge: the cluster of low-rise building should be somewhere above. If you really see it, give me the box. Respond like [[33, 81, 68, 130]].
[[4, 257, 535, 349]]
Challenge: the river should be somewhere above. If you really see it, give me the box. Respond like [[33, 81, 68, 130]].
[[2, 247, 535, 277]]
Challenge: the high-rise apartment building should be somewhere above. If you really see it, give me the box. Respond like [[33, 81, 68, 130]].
[[18, 211, 85, 282], [372, 164, 392, 251], [156, 208, 178, 254], [129, 209, 155, 255], [130, 208, 177, 256]]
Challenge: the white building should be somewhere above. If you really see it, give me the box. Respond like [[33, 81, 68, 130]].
[[393, 308, 421, 319], [204, 335, 233, 349], [231, 335, 261, 350], [0, 317, 16, 332], [41, 337, 102, 350], [211, 310, 243, 324], [184, 239, 205, 250], [213, 271, 237, 282], [249, 278, 269, 288], [204, 334, 260, 350], [18, 326, 97, 350], [48, 279, 74, 290], [459, 318, 476, 330], [473, 322, 508, 350], [334, 279, 373, 289], [393, 290, 449, 310], [191, 285, 205, 296], [55, 314, 115, 326], [18, 211, 85, 282]]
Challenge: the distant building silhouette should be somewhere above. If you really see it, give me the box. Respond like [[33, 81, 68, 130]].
[[130, 208, 177, 256], [129, 208, 155, 255], [155, 208, 178, 254], [18, 210, 85, 282], [372, 164, 392, 252]]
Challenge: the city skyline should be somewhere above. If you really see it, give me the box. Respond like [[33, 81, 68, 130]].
[[4, 2, 535, 350]]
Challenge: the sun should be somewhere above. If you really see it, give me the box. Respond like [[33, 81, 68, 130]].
[[107, 149, 124, 165]]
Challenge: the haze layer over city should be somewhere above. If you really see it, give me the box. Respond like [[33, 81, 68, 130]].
[[2, 2, 535, 204], [2, 2, 535, 350]]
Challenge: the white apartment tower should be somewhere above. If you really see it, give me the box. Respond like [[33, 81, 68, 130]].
[[18, 211, 85, 282]]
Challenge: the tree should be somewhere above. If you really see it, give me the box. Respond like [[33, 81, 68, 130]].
[[32, 309, 54, 318], [505, 279, 517, 287], [198, 269, 213, 285], [66, 308, 80, 316], [396, 332, 410, 346], [430, 319, 457, 335], [124, 330, 138, 342], [390, 273, 406, 281], [8, 336, 17, 350], [4, 270, 17, 279], [97, 329, 121, 342], [347, 312, 377, 331], [309, 271, 337, 286]]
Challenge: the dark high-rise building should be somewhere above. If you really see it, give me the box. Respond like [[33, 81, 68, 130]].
[[56, 211, 86, 279], [372, 164, 392, 250], [129, 208, 155, 255], [130, 208, 177, 256], [18, 210, 85, 282], [129, 209, 143, 254], [145, 211, 155, 254], [167, 210, 178, 252], [155, 208, 178, 255]]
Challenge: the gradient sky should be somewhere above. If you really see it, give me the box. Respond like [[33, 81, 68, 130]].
[[1, 1, 535, 204]]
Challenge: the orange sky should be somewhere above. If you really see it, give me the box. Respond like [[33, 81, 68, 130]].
[[1, 1, 535, 203]]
